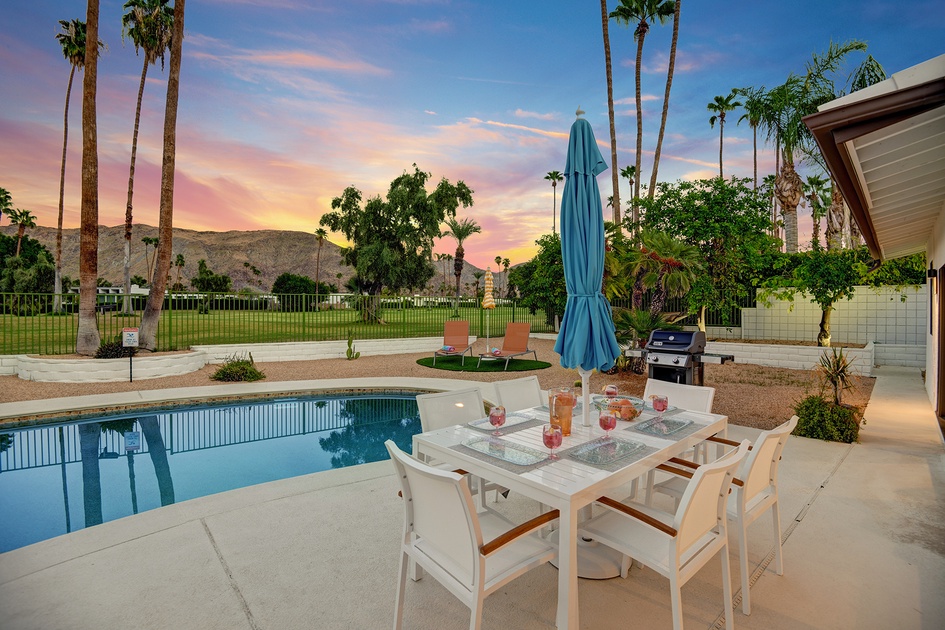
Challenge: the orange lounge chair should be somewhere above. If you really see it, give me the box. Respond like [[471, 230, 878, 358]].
[[433, 320, 474, 365], [478, 322, 537, 370]]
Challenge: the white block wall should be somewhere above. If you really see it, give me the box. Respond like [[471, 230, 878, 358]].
[[193, 336, 476, 364], [13, 352, 208, 383], [706, 341, 874, 376], [871, 343, 926, 368], [741, 285, 925, 345]]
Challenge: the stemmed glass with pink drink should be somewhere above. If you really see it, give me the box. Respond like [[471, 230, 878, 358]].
[[489, 406, 506, 436], [542, 424, 563, 460], [604, 384, 619, 399], [652, 395, 669, 419], [598, 409, 617, 439]]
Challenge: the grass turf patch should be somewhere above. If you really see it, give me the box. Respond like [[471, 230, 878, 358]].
[[417, 356, 551, 372]]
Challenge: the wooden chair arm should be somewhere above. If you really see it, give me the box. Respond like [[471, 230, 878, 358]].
[[706, 435, 751, 450], [481, 509, 560, 556], [596, 496, 677, 537], [656, 463, 693, 479]]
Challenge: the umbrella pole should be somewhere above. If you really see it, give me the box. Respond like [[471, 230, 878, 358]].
[[579, 367, 592, 426]]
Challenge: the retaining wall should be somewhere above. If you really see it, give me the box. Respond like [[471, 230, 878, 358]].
[[706, 341, 875, 376]]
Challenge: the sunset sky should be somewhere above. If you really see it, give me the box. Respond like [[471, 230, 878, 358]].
[[2, 0, 943, 269]]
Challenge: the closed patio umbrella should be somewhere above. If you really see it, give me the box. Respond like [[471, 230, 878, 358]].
[[482, 268, 495, 349], [553, 113, 621, 427]]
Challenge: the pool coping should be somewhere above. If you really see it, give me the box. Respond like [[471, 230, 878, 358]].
[[0, 377, 499, 427]]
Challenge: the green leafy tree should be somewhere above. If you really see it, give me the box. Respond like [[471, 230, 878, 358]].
[[443, 216, 481, 313], [626, 230, 702, 315], [320, 165, 473, 321], [760, 246, 867, 347], [272, 272, 332, 311], [636, 177, 780, 330], [508, 233, 567, 327], [190, 259, 231, 293], [707, 90, 742, 179], [131, 274, 148, 287], [120, 0, 174, 314], [610, 0, 675, 213], [804, 173, 830, 248], [8, 208, 36, 257], [0, 187, 12, 224], [544, 171, 563, 233]]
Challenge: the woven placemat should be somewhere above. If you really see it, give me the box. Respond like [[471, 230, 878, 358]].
[[624, 410, 710, 442], [466, 414, 544, 436], [449, 438, 555, 473], [559, 437, 659, 473]]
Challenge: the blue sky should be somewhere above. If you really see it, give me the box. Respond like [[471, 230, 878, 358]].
[[2, 0, 943, 268]]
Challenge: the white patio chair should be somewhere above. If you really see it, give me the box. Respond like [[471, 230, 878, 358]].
[[493, 375, 543, 412], [581, 440, 750, 630], [386, 440, 559, 630], [416, 388, 505, 503], [652, 416, 798, 614]]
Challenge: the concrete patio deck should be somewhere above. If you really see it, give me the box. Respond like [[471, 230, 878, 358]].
[[0, 366, 942, 629]]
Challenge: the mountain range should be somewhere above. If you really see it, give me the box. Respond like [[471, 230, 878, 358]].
[[0, 224, 506, 295]]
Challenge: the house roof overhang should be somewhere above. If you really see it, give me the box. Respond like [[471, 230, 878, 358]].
[[803, 55, 945, 261]]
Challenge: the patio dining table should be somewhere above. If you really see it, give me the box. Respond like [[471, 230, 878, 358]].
[[412, 400, 728, 630]]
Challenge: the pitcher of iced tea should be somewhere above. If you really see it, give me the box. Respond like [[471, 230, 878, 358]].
[[549, 387, 576, 436]]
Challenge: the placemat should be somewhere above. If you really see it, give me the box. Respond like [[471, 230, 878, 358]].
[[449, 437, 555, 473], [467, 413, 544, 435], [559, 436, 658, 473], [624, 410, 708, 442]]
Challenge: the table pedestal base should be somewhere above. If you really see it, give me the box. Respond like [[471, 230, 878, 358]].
[[548, 530, 623, 580]]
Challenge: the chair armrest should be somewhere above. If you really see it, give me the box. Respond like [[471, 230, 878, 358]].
[[706, 435, 751, 450], [668, 457, 700, 470], [656, 463, 693, 479], [596, 496, 677, 537], [480, 509, 560, 556]]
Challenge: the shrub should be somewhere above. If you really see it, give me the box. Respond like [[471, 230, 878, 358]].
[[793, 395, 860, 443], [818, 347, 857, 405], [95, 337, 137, 359], [211, 353, 266, 382]]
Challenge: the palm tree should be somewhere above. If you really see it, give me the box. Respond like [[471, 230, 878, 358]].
[[139, 0, 186, 350], [619, 165, 636, 224], [441, 253, 453, 297], [76, 1, 103, 355], [600, 0, 620, 224], [707, 90, 742, 179], [648, 0, 681, 198], [735, 85, 767, 190], [804, 174, 830, 248], [544, 171, 563, 233], [627, 229, 702, 315], [314, 227, 327, 294], [120, 0, 174, 314], [0, 187, 12, 225], [173, 253, 185, 290], [502, 257, 510, 298], [9, 209, 37, 257], [472, 270, 484, 299], [442, 217, 481, 313], [610, 0, 674, 221], [55, 19, 97, 312]]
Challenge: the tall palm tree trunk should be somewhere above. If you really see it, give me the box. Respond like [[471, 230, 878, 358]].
[[633, 31, 646, 219], [453, 246, 464, 313], [78, 422, 103, 526], [776, 159, 803, 253], [123, 59, 150, 315], [140, 416, 175, 505], [718, 120, 724, 178], [76, 0, 101, 355], [55, 65, 77, 313], [601, 0, 620, 224], [752, 125, 758, 190], [15, 226, 26, 257], [140, 0, 186, 350], [648, 0, 681, 197]]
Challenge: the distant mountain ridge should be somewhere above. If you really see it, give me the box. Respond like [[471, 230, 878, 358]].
[[0, 224, 503, 294]]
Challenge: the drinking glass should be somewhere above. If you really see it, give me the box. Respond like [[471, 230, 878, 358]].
[[598, 409, 617, 439], [542, 424, 563, 460], [604, 384, 619, 399], [652, 395, 669, 419], [489, 406, 506, 436]]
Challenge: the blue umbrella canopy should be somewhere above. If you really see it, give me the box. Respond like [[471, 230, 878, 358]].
[[553, 117, 621, 392]]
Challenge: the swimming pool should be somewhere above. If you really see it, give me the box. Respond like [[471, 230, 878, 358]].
[[0, 391, 423, 553]]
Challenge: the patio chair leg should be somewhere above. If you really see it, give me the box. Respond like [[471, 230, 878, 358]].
[[721, 543, 735, 630], [394, 550, 409, 630]]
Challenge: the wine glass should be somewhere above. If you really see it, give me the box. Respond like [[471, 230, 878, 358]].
[[604, 384, 619, 399], [542, 424, 563, 460], [598, 409, 617, 439], [489, 406, 506, 436], [652, 395, 669, 419]]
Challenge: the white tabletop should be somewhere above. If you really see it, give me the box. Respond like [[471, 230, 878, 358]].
[[413, 407, 727, 630]]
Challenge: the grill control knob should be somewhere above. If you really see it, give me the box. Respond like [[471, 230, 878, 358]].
[[672, 357, 680, 365], [651, 355, 659, 363]]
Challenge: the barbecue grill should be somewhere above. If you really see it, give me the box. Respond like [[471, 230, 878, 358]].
[[627, 330, 734, 386]]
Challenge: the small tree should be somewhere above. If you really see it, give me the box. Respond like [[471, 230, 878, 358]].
[[190, 259, 231, 293], [508, 233, 566, 327]]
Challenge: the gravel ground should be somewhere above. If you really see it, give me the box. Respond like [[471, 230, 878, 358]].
[[0, 338, 873, 430]]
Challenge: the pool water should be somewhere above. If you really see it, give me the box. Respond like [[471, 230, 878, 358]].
[[0, 392, 422, 553]]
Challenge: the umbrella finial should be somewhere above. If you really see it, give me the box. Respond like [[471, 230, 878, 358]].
[[575, 105, 585, 119]]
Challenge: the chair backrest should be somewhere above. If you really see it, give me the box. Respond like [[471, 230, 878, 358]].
[[738, 416, 798, 502], [642, 378, 715, 413], [416, 388, 485, 432], [501, 322, 531, 352], [386, 440, 481, 588], [443, 320, 470, 348], [674, 441, 750, 554], [493, 376, 543, 412]]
